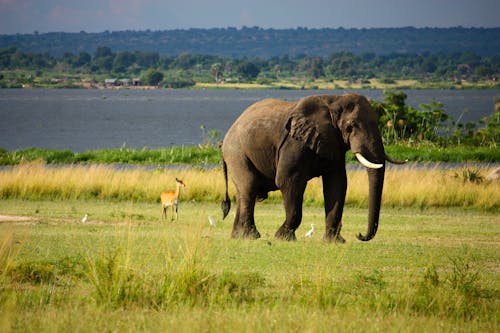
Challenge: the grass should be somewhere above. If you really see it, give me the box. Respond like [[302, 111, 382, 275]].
[[1, 144, 499, 166], [0, 198, 498, 332], [194, 78, 500, 90], [0, 146, 222, 165], [0, 161, 498, 210], [0, 162, 498, 331]]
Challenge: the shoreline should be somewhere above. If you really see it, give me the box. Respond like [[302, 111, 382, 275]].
[[194, 79, 500, 90], [4, 78, 500, 90]]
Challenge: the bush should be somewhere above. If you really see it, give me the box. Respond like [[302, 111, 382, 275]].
[[371, 90, 498, 146], [163, 77, 195, 88], [142, 69, 164, 86]]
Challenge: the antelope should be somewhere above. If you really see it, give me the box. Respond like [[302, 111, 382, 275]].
[[161, 178, 186, 220]]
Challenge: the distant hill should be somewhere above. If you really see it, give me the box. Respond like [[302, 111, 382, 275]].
[[1, 27, 499, 58]]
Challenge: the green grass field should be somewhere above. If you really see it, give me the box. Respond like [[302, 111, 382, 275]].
[[0, 197, 498, 332]]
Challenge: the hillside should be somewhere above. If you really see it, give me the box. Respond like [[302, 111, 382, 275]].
[[1, 27, 499, 58]]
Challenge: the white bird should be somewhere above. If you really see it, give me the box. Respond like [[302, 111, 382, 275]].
[[305, 224, 314, 237], [81, 214, 88, 223], [208, 215, 216, 227]]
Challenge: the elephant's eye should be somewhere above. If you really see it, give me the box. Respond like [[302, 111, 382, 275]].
[[346, 124, 354, 133]]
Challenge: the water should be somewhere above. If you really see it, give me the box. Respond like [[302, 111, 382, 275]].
[[0, 88, 498, 151]]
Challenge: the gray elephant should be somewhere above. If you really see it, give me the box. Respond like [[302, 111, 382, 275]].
[[221, 93, 404, 242]]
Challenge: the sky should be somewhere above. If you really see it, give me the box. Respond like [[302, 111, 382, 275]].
[[0, 0, 499, 34]]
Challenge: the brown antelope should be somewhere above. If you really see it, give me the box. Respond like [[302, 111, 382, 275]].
[[161, 178, 186, 220]]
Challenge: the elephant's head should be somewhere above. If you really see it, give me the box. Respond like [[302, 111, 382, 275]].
[[335, 94, 386, 241], [287, 94, 403, 241]]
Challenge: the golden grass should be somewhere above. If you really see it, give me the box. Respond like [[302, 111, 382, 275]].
[[195, 79, 500, 90], [0, 161, 498, 210]]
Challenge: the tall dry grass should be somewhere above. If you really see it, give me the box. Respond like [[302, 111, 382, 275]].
[[0, 161, 498, 210], [0, 161, 225, 203]]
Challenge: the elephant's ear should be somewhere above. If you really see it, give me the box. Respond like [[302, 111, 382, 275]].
[[286, 96, 339, 159]]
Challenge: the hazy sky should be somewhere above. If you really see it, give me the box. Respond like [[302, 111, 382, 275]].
[[1, 0, 499, 34]]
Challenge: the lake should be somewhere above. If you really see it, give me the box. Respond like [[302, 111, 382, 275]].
[[0, 88, 498, 151]]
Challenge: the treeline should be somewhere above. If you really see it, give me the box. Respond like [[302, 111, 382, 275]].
[[1, 27, 499, 58], [1, 46, 498, 87]]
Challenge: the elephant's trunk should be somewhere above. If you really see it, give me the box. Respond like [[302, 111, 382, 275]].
[[357, 165, 385, 241]]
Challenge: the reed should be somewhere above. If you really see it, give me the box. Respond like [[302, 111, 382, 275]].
[[0, 161, 498, 210]]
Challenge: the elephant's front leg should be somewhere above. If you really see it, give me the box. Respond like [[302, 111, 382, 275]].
[[275, 179, 307, 241], [322, 169, 347, 243]]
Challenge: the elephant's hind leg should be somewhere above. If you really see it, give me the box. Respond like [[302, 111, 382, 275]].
[[225, 153, 263, 239], [231, 189, 261, 239]]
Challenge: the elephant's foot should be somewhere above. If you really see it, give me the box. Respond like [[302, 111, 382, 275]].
[[275, 226, 297, 241], [231, 225, 261, 239], [323, 233, 346, 243], [324, 227, 346, 243]]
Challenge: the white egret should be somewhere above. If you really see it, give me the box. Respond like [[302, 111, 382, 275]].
[[208, 215, 216, 227], [305, 223, 314, 237], [81, 214, 88, 223]]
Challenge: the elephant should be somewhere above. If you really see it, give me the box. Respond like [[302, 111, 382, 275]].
[[220, 93, 405, 242]]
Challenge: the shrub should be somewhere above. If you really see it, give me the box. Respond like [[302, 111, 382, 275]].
[[163, 77, 195, 88], [454, 168, 484, 184]]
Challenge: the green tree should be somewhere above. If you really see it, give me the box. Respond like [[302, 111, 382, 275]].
[[326, 52, 356, 78], [93, 56, 114, 73], [95, 46, 113, 59], [136, 51, 160, 68], [143, 69, 164, 86], [113, 51, 135, 73], [74, 52, 91, 67], [210, 63, 222, 83], [372, 91, 451, 143], [237, 61, 260, 81], [298, 56, 324, 79]]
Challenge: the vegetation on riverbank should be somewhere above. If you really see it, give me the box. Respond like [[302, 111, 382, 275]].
[[195, 79, 500, 90], [1, 45, 499, 89], [0, 144, 499, 166], [2, 69, 499, 90]]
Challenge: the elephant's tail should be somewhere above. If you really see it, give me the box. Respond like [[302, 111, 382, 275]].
[[221, 157, 231, 219]]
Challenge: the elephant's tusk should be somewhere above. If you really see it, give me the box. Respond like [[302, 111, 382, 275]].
[[355, 153, 384, 169], [385, 154, 408, 165]]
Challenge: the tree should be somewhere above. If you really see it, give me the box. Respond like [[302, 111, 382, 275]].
[[95, 46, 113, 59], [210, 63, 222, 83], [113, 51, 135, 73], [143, 69, 164, 86], [74, 52, 91, 67], [298, 56, 324, 79], [237, 61, 260, 81], [326, 52, 356, 78], [92, 56, 113, 73], [371, 91, 451, 143], [136, 51, 159, 68]]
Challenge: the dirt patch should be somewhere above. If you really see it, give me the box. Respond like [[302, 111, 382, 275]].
[[0, 214, 81, 225], [0, 214, 119, 225], [0, 215, 36, 223]]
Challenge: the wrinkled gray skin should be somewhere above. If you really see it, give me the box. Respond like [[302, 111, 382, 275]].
[[221, 93, 395, 242]]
